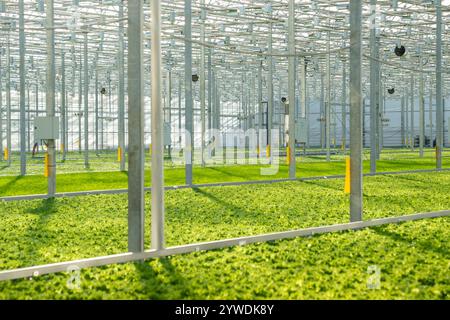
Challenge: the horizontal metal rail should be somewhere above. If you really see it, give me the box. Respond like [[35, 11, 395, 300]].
[[1, 167, 450, 202], [0, 210, 448, 281]]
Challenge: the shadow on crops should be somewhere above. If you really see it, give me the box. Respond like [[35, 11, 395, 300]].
[[133, 258, 193, 299], [192, 187, 250, 218], [302, 180, 343, 193], [207, 166, 254, 181], [0, 176, 23, 195], [372, 226, 449, 257], [21, 198, 58, 266]]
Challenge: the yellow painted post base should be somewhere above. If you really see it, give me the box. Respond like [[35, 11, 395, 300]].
[[60, 144, 64, 153], [118, 147, 122, 162], [344, 156, 351, 194], [266, 145, 271, 158], [3, 147, 9, 161], [44, 153, 49, 178], [286, 146, 290, 165]]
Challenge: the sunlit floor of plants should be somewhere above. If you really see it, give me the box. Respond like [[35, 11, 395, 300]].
[[0, 148, 449, 197], [0, 171, 448, 299]]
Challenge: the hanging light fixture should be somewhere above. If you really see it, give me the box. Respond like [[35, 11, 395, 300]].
[[394, 45, 406, 57]]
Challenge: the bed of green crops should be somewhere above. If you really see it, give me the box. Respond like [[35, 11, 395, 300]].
[[0, 148, 449, 197], [0, 171, 448, 299]]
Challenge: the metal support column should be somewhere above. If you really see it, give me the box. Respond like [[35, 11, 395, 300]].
[[61, 50, 66, 161], [118, 1, 125, 171], [200, 0, 206, 167], [341, 60, 347, 151], [6, 35, 11, 166], [435, 0, 443, 169], [83, 31, 89, 168], [326, 31, 331, 161], [184, 0, 193, 184], [46, 0, 56, 196], [410, 74, 415, 151], [151, 0, 164, 251], [349, 0, 363, 222], [127, 0, 145, 253], [268, 21, 274, 159], [419, 61, 425, 157], [19, 0, 26, 175], [369, 0, 378, 173], [288, 0, 296, 178]]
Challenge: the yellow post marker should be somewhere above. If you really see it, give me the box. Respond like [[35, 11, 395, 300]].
[[286, 145, 290, 165], [256, 146, 260, 158], [4, 147, 8, 161], [344, 156, 351, 194], [266, 145, 270, 158], [118, 146, 122, 162], [44, 153, 49, 178], [60, 144, 64, 153]]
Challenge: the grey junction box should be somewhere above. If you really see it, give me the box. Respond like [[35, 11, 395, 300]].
[[34, 116, 60, 141]]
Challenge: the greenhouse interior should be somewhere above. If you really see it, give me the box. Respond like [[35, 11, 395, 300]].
[[0, 0, 449, 301]]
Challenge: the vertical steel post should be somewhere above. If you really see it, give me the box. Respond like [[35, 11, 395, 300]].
[[118, 1, 125, 171], [369, 0, 378, 173], [6, 35, 11, 166], [151, 0, 164, 250], [184, 0, 193, 185], [268, 21, 273, 158], [83, 31, 89, 168], [410, 74, 415, 151], [320, 70, 325, 149], [127, 0, 145, 253], [349, 0, 363, 222], [61, 50, 66, 161], [95, 69, 99, 153], [429, 87, 433, 147], [46, 0, 56, 196], [200, 0, 206, 167], [419, 61, 424, 157], [326, 31, 331, 161], [78, 50, 82, 153], [288, 0, 296, 178], [401, 96, 405, 146], [19, 0, 26, 175], [341, 60, 347, 151], [435, 0, 443, 168], [301, 57, 308, 148], [258, 60, 263, 151], [207, 49, 212, 133], [0, 53, 3, 158]]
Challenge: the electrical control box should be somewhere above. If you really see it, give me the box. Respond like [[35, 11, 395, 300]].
[[163, 122, 171, 146], [295, 118, 307, 143], [34, 116, 60, 141]]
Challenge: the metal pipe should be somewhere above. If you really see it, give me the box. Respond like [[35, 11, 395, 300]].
[[369, 0, 378, 174], [151, 0, 165, 251], [410, 74, 415, 151], [349, 0, 363, 222], [83, 31, 89, 168], [185, 0, 193, 184], [288, 0, 295, 178], [118, 1, 125, 171], [435, 0, 443, 169], [46, 0, 56, 196], [61, 50, 66, 161], [19, 0, 26, 175], [200, 0, 206, 167], [127, 0, 145, 253]]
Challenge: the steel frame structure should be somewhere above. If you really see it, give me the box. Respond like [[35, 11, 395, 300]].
[[0, 0, 449, 281]]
